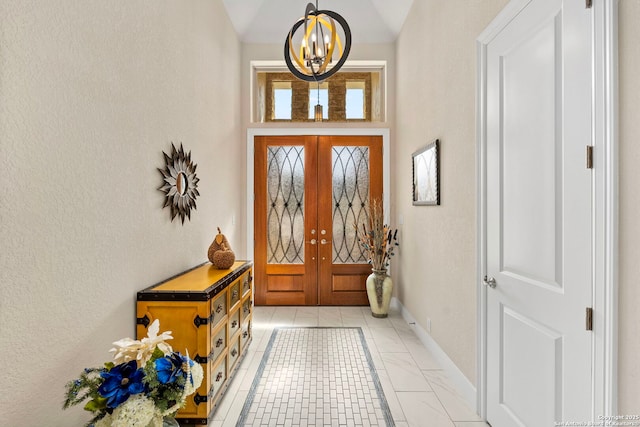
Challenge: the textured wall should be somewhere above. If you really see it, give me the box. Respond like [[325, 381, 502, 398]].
[[0, 1, 242, 425], [618, 0, 640, 414], [394, 0, 509, 385]]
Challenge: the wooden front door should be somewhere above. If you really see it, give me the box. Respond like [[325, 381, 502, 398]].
[[254, 135, 383, 306]]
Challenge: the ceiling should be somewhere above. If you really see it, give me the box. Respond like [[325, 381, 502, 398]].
[[222, 0, 415, 44]]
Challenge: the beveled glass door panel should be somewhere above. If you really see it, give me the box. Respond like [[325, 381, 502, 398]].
[[332, 146, 370, 264], [267, 146, 305, 264]]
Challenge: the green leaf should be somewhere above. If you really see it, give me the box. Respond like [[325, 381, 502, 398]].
[[150, 346, 164, 362], [84, 397, 107, 412]]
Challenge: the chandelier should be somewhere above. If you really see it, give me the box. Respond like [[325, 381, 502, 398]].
[[284, 1, 352, 82]]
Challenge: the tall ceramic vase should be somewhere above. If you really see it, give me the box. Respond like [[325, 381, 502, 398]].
[[366, 269, 393, 318]]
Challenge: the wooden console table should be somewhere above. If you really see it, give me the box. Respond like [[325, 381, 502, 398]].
[[136, 261, 253, 424]]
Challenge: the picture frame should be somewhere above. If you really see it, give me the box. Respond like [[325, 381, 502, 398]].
[[412, 139, 440, 205]]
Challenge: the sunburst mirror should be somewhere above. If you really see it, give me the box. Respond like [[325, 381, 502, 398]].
[[158, 143, 200, 224]]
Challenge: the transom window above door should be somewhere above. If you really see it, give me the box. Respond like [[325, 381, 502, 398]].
[[252, 65, 386, 123]]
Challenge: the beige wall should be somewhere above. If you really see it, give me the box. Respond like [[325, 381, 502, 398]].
[[394, 0, 509, 385], [618, 0, 640, 414], [0, 1, 243, 425], [395, 0, 640, 413]]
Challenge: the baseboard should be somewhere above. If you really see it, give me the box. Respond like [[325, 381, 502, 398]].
[[390, 297, 477, 412]]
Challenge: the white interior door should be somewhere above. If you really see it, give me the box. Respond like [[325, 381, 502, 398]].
[[484, 0, 593, 425]]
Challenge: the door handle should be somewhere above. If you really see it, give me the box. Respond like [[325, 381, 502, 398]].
[[320, 239, 331, 245], [483, 276, 497, 288], [309, 239, 317, 245]]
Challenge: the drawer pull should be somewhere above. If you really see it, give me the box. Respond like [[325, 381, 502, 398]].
[[216, 372, 223, 382], [231, 320, 238, 328], [232, 289, 239, 299], [231, 348, 238, 357], [243, 305, 250, 313], [242, 331, 248, 338], [216, 338, 223, 348], [215, 304, 223, 314]]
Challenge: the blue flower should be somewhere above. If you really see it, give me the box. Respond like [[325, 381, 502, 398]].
[[98, 360, 146, 408], [155, 352, 189, 384]]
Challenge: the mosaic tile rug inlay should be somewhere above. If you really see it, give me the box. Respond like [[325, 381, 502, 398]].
[[236, 327, 395, 427]]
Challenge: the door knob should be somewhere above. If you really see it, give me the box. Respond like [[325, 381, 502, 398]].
[[483, 276, 497, 288], [320, 239, 330, 245], [310, 239, 317, 245]]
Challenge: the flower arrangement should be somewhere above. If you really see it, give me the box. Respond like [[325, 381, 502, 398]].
[[355, 198, 399, 272], [63, 320, 203, 427]]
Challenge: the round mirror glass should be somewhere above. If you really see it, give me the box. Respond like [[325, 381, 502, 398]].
[[176, 171, 188, 196]]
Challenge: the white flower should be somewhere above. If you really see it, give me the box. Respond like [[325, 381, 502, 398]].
[[140, 319, 173, 354], [182, 349, 204, 397], [110, 394, 158, 427], [110, 319, 173, 367], [190, 360, 204, 392]]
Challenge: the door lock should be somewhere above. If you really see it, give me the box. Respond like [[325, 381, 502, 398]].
[[483, 276, 497, 288]]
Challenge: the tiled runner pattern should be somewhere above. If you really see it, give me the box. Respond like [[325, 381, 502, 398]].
[[236, 327, 394, 427]]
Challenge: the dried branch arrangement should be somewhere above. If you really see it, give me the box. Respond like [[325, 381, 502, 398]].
[[355, 199, 399, 272]]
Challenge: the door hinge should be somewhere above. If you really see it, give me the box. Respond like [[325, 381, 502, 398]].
[[586, 0, 592, 8], [586, 307, 593, 331], [586, 145, 594, 169]]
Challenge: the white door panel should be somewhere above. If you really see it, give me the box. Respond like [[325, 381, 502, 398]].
[[485, 0, 593, 425], [501, 13, 562, 287], [501, 305, 562, 425]]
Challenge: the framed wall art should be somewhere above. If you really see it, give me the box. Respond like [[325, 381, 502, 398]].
[[412, 139, 440, 206]]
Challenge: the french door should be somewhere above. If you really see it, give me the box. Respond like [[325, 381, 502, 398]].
[[254, 135, 383, 306]]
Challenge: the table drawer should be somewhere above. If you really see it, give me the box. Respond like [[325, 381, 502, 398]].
[[210, 356, 227, 401], [241, 319, 251, 351], [211, 324, 226, 362], [241, 271, 252, 297], [210, 290, 227, 328], [228, 309, 240, 337], [229, 280, 241, 309], [228, 335, 241, 370], [241, 297, 251, 322]]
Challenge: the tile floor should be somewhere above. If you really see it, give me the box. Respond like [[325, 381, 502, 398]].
[[237, 327, 392, 426], [200, 306, 488, 427]]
